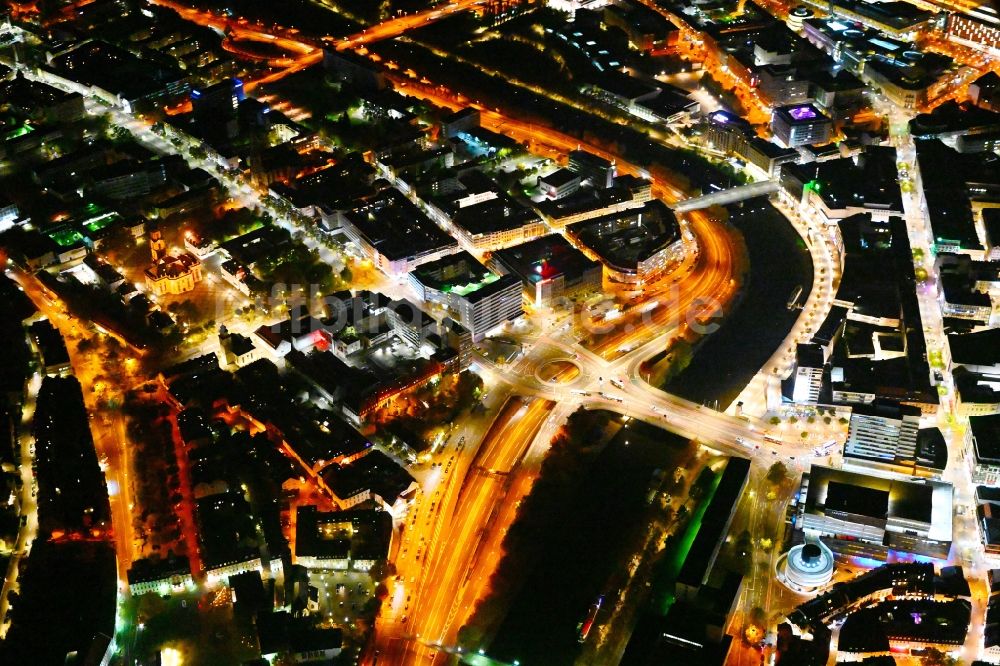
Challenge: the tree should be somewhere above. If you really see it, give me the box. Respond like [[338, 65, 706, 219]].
[[766, 461, 788, 486], [919, 648, 960, 666], [369, 560, 396, 582]]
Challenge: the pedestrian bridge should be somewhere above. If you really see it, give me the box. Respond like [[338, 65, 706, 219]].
[[671, 180, 779, 213]]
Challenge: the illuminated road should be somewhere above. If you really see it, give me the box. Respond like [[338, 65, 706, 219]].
[[380, 396, 555, 665], [149, 0, 489, 92], [0, 369, 41, 637], [9, 270, 138, 583]]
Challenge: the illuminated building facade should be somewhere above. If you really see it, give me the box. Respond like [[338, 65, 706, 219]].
[[771, 103, 833, 147], [144, 228, 203, 296]]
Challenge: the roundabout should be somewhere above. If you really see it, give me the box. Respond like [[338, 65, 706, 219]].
[[534, 358, 583, 386]]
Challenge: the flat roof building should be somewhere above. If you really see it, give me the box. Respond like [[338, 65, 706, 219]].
[[565, 199, 684, 285], [771, 103, 833, 147], [842, 400, 935, 477], [340, 189, 458, 275], [797, 465, 953, 560], [409, 251, 523, 341], [490, 234, 602, 307], [971, 414, 1000, 487]]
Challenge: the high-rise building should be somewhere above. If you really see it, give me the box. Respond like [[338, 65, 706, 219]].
[[191, 78, 245, 118], [771, 103, 833, 147], [409, 251, 523, 341], [842, 400, 924, 476]]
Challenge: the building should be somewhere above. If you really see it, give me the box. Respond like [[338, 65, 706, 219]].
[[126, 556, 193, 596], [257, 612, 343, 663], [321, 450, 418, 517], [781, 148, 903, 222], [803, 18, 953, 109], [339, 189, 458, 275], [675, 457, 750, 600], [782, 540, 835, 591], [441, 107, 480, 138], [445, 173, 547, 250], [771, 103, 833, 147], [218, 326, 262, 369], [971, 414, 1000, 486], [490, 234, 602, 307], [757, 64, 810, 106], [703, 111, 798, 176], [803, 0, 936, 38], [947, 7, 1000, 57], [191, 78, 245, 118], [538, 168, 582, 200], [978, 486, 1000, 555], [294, 505, 392, 571], [409, 252, 523, 341], [785, 343, 825, 404], [569, 150, 615, 189], [970, 72, 1000, 112], [796, 465, 954, 560], [144, 228, 203, 296], [565, 200, 685, 285], [841, 400, 936, 477]]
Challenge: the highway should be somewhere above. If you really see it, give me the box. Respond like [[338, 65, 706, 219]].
[[381, 396, 556, 663]]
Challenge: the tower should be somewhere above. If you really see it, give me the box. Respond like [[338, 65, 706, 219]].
[[150, 228, 167, 263]]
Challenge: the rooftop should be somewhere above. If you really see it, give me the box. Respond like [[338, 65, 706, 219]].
[[492, 234, 600, 285], [804, 465, 953, 541], [345, 189, 458, 261], [566, 200, 681, 274]]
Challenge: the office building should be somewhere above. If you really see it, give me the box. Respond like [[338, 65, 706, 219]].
[[409, 251, 523, 341], [191, 78, 245, 118], [771, 103, 833, 147], [491, 234, 602, 306], [538, 168, 582, 200], [703, 111, 798, 175], [339, 189, 458, 275], [565, 200, 685, 285], [842, 400, 926, 476], [569, 150, 616, 189], [785, 343, 825, 404]]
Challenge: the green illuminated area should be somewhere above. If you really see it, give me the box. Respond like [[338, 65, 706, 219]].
[[3, 123, 34, 141], [650, 467, 723, 615], [49, 228, 87, 248], [442, 271, 500, 296], [83, 212, 119, 234]]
